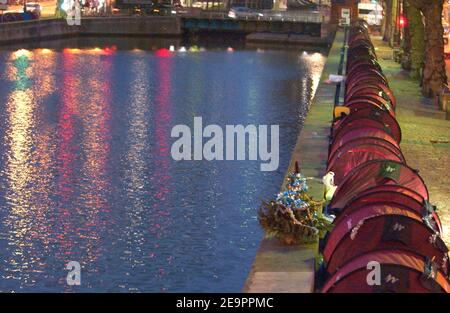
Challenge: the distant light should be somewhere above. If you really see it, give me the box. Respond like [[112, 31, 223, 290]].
[[104, 46, 117, 55], [169, 45, 175, 52], [311, 52, 323, 61], [63, 48, 81, 54], [61, 0, 69, 12], [399, 16, 407, 28], [189, 45, 200, 52], [13, 49, 32, 59], [155, 48, 171, 58], [179, 47, 187, 52], [227, 47, 234, 52], [302, 51, 324, 63], [63, 48, 113, 55], [40, 48, 53, 54]]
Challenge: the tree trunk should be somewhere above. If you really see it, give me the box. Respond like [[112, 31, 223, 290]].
[[383, 0, 393, 42], [407, 2, 425, 79], [390, 0, 399, 46], [408, 0, 447, 97], [401, 0, 412, 70], [381, 1, 387, 36], [421, 1, 446, 97]]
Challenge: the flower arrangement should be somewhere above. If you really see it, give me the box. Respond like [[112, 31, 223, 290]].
[[258, 163, 333, 245]]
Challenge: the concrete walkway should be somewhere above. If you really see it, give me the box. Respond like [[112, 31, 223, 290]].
[[243, 29, 345, 293], [371, 36, 450, 245]]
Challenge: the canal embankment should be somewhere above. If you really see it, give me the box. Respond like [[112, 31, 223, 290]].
[[246, 31, 332, 47], [0, 17, 182, 46], [0, 16, 334, 47], [243, 29, 345, 293]]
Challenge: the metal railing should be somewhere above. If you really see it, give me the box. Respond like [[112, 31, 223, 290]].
[[1, 7, 330, 25], [334, 26, 348, 106], [187, 10, 327, 23]]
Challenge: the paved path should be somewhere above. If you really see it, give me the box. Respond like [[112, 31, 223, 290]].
[[244, 29, 345, 293], [371, 36, 450, 245]]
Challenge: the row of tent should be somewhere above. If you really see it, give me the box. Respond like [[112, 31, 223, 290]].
[[320, 20, 450, 293]]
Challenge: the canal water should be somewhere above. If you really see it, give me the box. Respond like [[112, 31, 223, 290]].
[[0, 41, 325, 292]]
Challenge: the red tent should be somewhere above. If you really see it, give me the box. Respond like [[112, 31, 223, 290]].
[[347, 49, 378, 68], [322, 23, 450, 294], [346, 69, 388, 91], [322, 205, 448, 275], [332, 189, 443, 233], [332, 107, 401, 143], [331, 117, 401, 144], [321, 250, 450, 293], [347, 52, 378, 64], [342, 100, 394, 117], [330, 160, 429, 213], [346, 78, 389, 94], [345, 85, 396, 109], [327, 142, 405, 184], [328, 184, 427, 216], [328, 137, 403, 166], [347, 63, 382, 80], [329, 127, 399, 158], [346, 94, 394, 112], [347, 56, 379, 71], [348, 37, 374, 51]]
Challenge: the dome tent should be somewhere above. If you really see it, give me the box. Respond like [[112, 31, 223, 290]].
[[321, 250, 450, 293], [322, 204, 448, 275], [330, 160, 429, 213]]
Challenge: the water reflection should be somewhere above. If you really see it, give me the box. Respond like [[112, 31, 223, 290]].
[[0, 47, 326, 291], [3, 52, 38, 288], [121, 57, 152, 291], [76, 52, 113, 288], [150, 56, 173, 288]]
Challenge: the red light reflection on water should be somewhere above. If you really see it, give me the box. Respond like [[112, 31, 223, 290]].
[[56, 51, 113, 287]]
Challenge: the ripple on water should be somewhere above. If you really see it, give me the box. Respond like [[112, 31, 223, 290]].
[[0, 47, 326, 291]]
